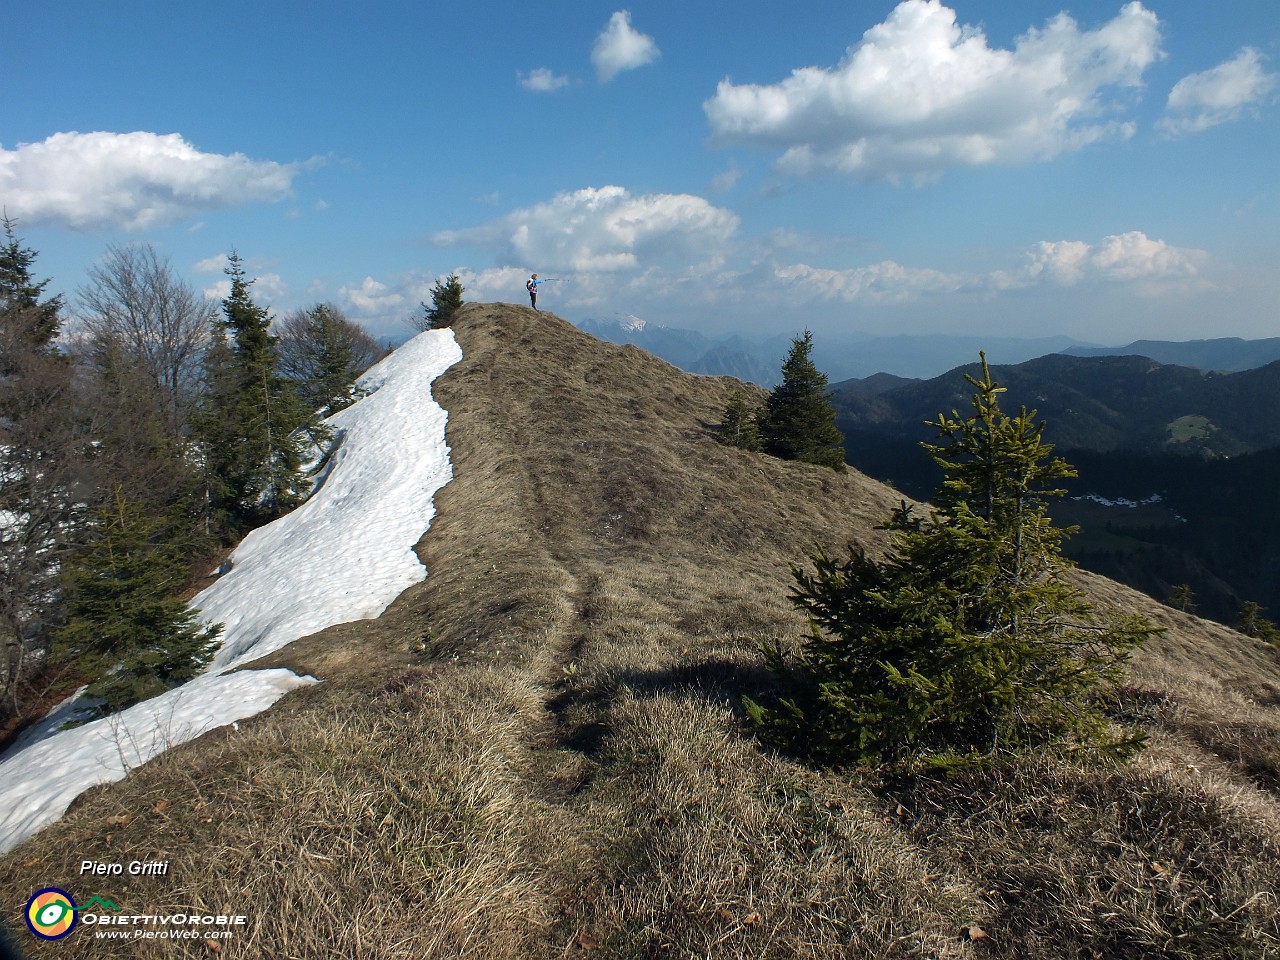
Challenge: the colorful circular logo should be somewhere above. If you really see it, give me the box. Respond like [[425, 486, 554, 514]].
[[26, 888, 78, 940]]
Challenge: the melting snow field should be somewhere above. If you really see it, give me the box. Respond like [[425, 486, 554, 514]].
[[0, 330, 462, 856]]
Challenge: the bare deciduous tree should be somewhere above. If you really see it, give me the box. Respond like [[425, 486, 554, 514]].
[[75, 243, 217, 436]]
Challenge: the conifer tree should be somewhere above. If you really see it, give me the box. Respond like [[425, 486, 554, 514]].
[[276, 303, 382, 416], [419, 273, 465, 330], [1168, 583, 1197, 614], [0, 215, 63, 351], [0, 222, 80, 717], [1236, 601, 1279, 643], [192, 253, 324, 538], [747, 354, 1156, 772], [716, 392, 764, 451], [758, 330, 845, 471], [55, 489, 220, 714]]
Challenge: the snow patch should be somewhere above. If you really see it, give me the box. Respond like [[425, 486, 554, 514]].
[[0, 329, 462, 855]]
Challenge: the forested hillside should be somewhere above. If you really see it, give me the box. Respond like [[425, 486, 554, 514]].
[[832, 354, 1280, 625], [832, 354, 1280, 456]]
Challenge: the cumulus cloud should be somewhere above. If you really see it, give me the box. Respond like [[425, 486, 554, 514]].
[[704, 0, 1162, 181], [338, 276, 407, 316], [592, 10, 660, 82], [519, 68, 571, 92], [775, 261, 968, 303], [194, 253, 231, 275], [1158, 47, 1277, 137], [780, 231, 1207, 305], [200, 273, 286, 305], [455, 266, 538, 303], [0, 131, 303, 230], [431, 185, 739, 274], [995, 231, 1208, 290]]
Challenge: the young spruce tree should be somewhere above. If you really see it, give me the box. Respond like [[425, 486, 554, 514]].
[[193, 254, 325, 537], [746, 354, 1157, 773], [55, 489, 220, 715], [419, 273, 465, 330], [716, 391, 764, 452], [759, 330, 845, 471]]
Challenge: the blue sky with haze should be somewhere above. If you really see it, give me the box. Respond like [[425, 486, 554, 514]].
[[5, 0, 1277, 344]]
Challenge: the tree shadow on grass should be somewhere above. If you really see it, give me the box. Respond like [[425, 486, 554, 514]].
[[547, 656, 779, 758]]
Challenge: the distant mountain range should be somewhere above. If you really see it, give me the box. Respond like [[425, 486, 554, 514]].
[[827, 352, 1280, 626], [1061, 337, 1280, 372], [577, 316, 1086, 384], [576, 317, 1280, 384], [831, 353, 1280, 457]]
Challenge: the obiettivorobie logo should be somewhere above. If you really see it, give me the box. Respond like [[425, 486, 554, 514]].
[[24, 889, 244, 943], [25, 888, 85, 941]]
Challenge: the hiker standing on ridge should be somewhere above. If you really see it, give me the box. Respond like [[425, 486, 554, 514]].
[[527, 273, 544, 310]]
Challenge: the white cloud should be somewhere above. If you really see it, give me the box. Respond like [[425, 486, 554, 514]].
[[339, 276, 407, 316], [519, 68, 571, 92], [194, 253, 231, 274], [1158, 47, 1277, 137], [995, 231, 1208, 290], [779, 230, 1207, 305], [1090, 231, 1208, 282], [431, 185, 739, 275], [1015, 240, 1095, 286], [776, 261, 968, 303], [709, 163, 742, 193], [704, 0, 1162, 181], [201, 272, 287, 305], [455, 266, 536, 303], [592, 10, 660, 82], [0, 131, 303, 230]]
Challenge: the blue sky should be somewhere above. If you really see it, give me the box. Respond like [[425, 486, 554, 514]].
[[5, 0, 1277, 345]]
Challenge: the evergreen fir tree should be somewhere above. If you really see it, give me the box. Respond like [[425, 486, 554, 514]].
[[0, 223, 79, 717], [192, 324, 242, 538], [293, 304, 360, 414], [55, 489, 220, 715], [420, 273, 465, 329], [746, 354, 1156, 773], [192, 253, 326, 537], [759, 330, 845, 471], [1236, 601, 1279, 643], [0, 215, 63, 352], [716, 392, 764, 451], [1168, 583, 1197, 614], [85, 335, 207, 563]]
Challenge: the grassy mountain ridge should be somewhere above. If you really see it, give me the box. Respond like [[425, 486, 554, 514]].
[[3, 304, 1280, 958]]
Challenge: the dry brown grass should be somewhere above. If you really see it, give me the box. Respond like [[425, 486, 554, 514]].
[[3, 303, 1280, 958]]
